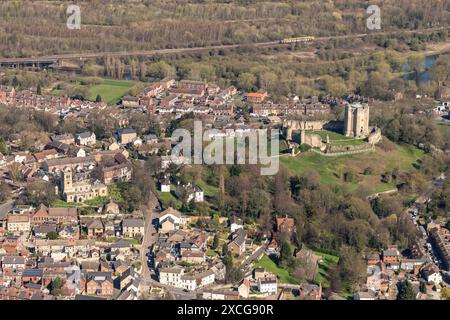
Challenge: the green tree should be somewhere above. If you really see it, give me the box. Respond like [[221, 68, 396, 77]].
[[95, 94, 102, 102], [226, 266, 243, 284], [0, 182, 10, 202], [212, 234, 220, 250], [51, 276, 63, 296], [8, 163, 21, 182], [441, 286, 450, 300], [21, 180, 57, 206], [279, 240, 295, 270], [47, 231, 59, 240], [419, 281, 427, 294], [343, 169, 356, 182], [237, 72, 256, 91], [397, 280, 416, 300], [0, 139, 7, 155]]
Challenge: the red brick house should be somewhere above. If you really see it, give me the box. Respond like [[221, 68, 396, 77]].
[[246, 91, 268, 103], [276, 215, 295, 234], [31, 205, 78, 225], [86, 272, 114, 296]]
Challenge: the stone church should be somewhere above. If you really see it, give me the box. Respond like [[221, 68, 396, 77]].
[[62, 169, 108, 203]]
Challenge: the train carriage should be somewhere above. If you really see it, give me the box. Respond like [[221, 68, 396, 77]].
[[280, 36, 315, 44]]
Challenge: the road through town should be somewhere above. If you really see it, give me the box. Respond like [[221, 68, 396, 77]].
[[139, 191, 198, 299]]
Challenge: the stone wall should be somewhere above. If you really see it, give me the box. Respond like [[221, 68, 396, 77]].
[[282, 120, 343, 140], [368, 127, 382, 145], [311, 145, 375, 157], [325, 142, 373, 153], [300, 130, 326, 151]]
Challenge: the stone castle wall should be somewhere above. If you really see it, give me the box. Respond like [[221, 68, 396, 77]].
[[368, 127, 382, 145], [283, 120, 343, 140], [300, 131, 326, 150]]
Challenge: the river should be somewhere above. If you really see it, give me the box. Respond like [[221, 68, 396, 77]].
[[402, 55, 438, 85]]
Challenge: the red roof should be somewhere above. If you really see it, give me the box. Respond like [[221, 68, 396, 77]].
[[246, 92, 266, 98]]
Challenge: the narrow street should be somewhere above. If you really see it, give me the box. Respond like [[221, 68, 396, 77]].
[[240, 240, 269, 276], [139, 191, 198, 300], [140, 191, 160, 284], [406, 173, 446, 269]]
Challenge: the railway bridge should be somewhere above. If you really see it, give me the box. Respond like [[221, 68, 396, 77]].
[[0, 58, 59, 68]]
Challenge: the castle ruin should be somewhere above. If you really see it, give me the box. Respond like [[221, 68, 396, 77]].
[[344, 103, 370, 138], [282, 103, 381, 155]]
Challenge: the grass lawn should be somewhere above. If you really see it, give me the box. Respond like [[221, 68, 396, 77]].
[[51, 199, 82, 208], [158, 188, 182, 209], [253, 255, 299, 284], [279, 140, 289, 153], [125, 238, 141, 245], [51, 78, 138, 105], [51, 89, 65, 96], [280, 142, 424, 196], [196, 180, 219, 198], [304, 246, 339, 288], [310, 130, 366, 145], [84, 196, 109, 207], [88, 79, 137, 104], [434, 120, 450, 136]]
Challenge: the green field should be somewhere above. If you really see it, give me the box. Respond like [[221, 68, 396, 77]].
[[253, 255, 299, 284], [51, 78, 138, 105], [158, 187, 182, 209], [310, 130, 366, 145], [304, 246, 340, 288], [88, 79, 137, 104], [281, 143, 424, 196], [196, 180, 219, 198], [434, 120, 450, 136], [51, 199, 82, 208]]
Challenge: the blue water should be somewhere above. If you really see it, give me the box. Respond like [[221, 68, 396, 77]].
[[402, 55, 438, 84]]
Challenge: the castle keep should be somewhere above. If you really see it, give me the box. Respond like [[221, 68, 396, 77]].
[[282, 103, 381, 154], [344, 103, 370, 138]]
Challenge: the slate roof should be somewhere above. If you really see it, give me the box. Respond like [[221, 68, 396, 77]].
[[122, 218, 144, 228], [111, 239, 131, 249], [2, 255, 26, 265], [119, 128, 136, 135], [22, 269, 43, 277], [88, 219, 104, 229], [76, 131, 94, 139]]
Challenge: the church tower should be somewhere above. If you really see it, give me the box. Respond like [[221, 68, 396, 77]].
[[62, 169, 73, 193]]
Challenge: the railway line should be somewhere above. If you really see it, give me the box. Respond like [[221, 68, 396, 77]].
[[0, 26, 448, 67]]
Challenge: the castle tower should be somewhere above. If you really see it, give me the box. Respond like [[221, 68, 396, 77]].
[[344, 103, 370, 138], [286, 127, 293, 140], [300, 129, 306, 144], [344, 104, 354, 137]]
